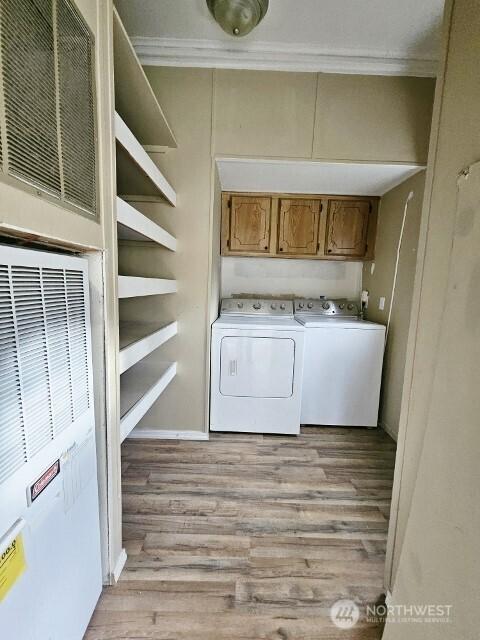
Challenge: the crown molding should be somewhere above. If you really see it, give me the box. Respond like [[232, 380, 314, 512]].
[[132, 37, 438, 77]]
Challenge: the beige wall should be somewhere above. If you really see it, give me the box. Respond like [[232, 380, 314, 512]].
[[384, 1, 480, 637], [214, 70, 435, 163], [0, 1, 122, 583], [314, 76, 434, 163], [362, 172, 425, 440], [208, 167, 223, 328], [119, 67, 214, 432], [123, 67, 435, 434], [222, 257, 363, 300], [214, 70, 317, 158]]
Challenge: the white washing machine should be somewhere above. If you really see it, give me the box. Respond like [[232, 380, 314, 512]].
[[210, 298, 305, 435], [295, 299, 385, 427]]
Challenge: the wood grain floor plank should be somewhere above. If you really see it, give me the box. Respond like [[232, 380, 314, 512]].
[[86, 427, 394, 639]]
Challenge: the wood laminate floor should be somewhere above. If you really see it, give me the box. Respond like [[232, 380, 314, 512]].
[[86, 427, 396, 640]]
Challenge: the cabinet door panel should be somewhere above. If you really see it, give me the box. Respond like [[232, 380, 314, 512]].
[[326, 199, 370, 257], [278, 199, 320, 256], [229, 196, 271, 253]]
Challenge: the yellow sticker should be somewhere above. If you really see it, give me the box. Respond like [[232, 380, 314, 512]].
[[0, 534, 26, 602]]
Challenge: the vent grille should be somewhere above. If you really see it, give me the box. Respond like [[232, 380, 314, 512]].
[[0, 261, 91, 485], [57, 0, 96, 213], [66, 269, 90, 417], [43, 268, 74, 435], [1, 0, 61, 196], [0, 265, 27, 484], [12, 266, 55, 457], [0, 0, 96, 216]]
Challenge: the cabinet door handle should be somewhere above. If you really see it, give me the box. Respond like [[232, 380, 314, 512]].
[[229, 360, 237, 376]]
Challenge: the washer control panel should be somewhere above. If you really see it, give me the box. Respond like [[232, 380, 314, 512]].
[[220, 298, 294, 317], [294, 299, 359, 317]]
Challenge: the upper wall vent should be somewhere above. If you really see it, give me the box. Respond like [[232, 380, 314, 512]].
[[0, 0, 97, 217]]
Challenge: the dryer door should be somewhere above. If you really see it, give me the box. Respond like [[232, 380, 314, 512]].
[[220, 336, 295, 398]]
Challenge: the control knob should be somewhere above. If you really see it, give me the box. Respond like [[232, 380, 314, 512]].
[[237, 302, 243, 309], [322, 302, 331, 310], [347, 303, 355, 311], [339, 303, 345, 310], [270, 303, 277, 310], [298, 302, 304, 309], [280, 303, 286, 310], [253, 302, 261, 310], [307, 302, 314, 309]]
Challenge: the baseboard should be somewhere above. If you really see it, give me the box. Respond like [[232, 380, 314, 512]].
[[380, 420, 398, 442], [129, 428, 210, 441], [111, 548, 127, 584]]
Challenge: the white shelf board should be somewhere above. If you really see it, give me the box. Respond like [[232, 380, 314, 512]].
[[116, 197, 177, 250], [115, 112, 177, 205], [118, 275, 177, 299], [113, 8, 176, 148], [120, 361, 177, 442], [217, 158, 426, 197], [119, 321, 177, 374]]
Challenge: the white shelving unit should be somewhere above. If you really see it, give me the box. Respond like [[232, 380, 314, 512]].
[[117, 197, 177, 250], [113, 8, 178, 442], [115, 113, 177, 205], [113, 7, 177, 149], [119, 321, 178, 374], [120, 361, 177, 442], [118, 276, 177, 299]]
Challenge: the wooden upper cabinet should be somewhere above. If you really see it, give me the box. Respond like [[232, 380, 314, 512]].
[[325, 199, 372, 258], [221, 192, 378, 260], [223, 195, 272, 255], [277, 199, 321, 256]]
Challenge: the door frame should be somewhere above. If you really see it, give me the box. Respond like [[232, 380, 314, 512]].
[[383, 0, 453, 592]]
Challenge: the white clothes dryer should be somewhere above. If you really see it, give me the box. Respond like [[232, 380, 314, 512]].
[[210, 298, 305, 435]]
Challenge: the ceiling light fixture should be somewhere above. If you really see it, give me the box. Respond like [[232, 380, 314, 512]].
[[206, 0, 269, 37]]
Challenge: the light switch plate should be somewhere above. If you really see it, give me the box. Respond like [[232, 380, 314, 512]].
[[379, 297, 386, 311]]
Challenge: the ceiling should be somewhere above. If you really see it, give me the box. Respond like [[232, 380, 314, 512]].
[[216, 159, 425, 196], [115, 0, 445, 76]]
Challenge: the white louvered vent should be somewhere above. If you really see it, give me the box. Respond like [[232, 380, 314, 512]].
[[66, 269, 90, 418], [0, 0, 96, 216], [57, 0, 97, 213], [0, 249, 91, 485], [0, 264, 26, 484]]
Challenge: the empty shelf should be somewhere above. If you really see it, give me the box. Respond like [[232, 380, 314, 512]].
[[117, 197, 177, 250], [118, 275, 177, 298], [120, 361, 177, 442], [115, 112, 176, 205], [119, 321, 177, 374], [113, 8, 176, 148]]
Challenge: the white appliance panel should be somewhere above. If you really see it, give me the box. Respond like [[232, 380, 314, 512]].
[[210, 320, 304, 435], [2, 430, 101, 640], [220, 336, 295, 398], [0, 246, 101, 640], [301, 325, 385, 427]]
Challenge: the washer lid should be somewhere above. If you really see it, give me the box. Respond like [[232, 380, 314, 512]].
[[295, 315, 385, 330], [214, 316, 304, 331]]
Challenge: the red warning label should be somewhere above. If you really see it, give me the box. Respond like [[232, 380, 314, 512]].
[[30, 460, 60, 503]]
